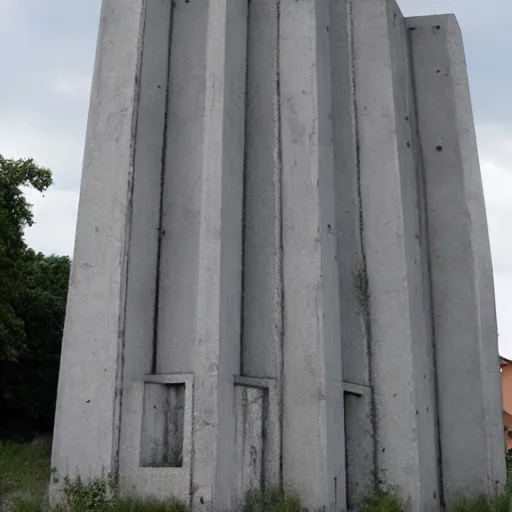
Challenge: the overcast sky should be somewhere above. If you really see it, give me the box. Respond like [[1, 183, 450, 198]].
[[1, 0, 511, 357]]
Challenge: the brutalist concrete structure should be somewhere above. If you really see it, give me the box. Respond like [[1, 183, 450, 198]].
[[50, 0, 505, 510]]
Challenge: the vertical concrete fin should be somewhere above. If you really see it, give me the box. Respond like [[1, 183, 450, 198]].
[[191, 1, 248, 510], [408, 13, 506, 504], [118, 0, 173, 499], [279, 0, 345, 509], [351, 0, 440, 508], [50, 0, 146, 497]]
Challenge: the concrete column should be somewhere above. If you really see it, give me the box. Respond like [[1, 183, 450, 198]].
[[279, 1, 346, 510], [351, 0, 440, 508], [190, 2, 248, 510], [408, 14, 506, 505], [50, 0, 146, 498]]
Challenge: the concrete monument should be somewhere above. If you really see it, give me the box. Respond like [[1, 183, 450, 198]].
[[50, 0, 505, 510]]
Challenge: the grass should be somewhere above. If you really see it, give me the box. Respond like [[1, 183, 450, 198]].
[[113, 500, 187, 512], [1, 438, 512, 511], [359, 488, 404, 512], [0, 437, 52, 511], [242, 487, 303, 512]]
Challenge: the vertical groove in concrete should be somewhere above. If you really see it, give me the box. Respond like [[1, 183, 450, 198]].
[[274, 0, 285, 490], [408, 13, 506, 505], [240, 0, 284, 491], [117, 0, 174, 498], [152, 1, 174, 376], [342, 2, 379, 506], [241, 0, 282, 381], [156, 0, 210, 374]]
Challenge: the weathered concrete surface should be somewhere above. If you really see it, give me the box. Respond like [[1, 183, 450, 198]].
[[51, 0, 505, 510], [279, 1, 345, 510], [119, 375, 194, 501], [241, 0, 282, 383], [351, 1, 440, 508], [330, 0, 375, 506], [233, 386, 264, 502], [117, 0, 173, 499], [408, 14, 506, 505], [50, 0, 146, 501], [189, 2, 248, 508]]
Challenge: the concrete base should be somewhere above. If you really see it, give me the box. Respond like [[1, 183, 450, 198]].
[[51, 0, 505, 510]]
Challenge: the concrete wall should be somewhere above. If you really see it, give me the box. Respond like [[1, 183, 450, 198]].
[[52, 0, 505, 510]]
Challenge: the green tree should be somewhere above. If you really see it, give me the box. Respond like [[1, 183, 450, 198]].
[[0, 155, 52, 362], [2, 250, 70, 438], [0, 154, 70, 439]]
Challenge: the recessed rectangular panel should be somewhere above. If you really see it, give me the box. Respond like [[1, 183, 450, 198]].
[[343, 391, 374, 510], [140, 382, 185, 468], [156, 0, 210, 374], [234, 386, 265, 500]]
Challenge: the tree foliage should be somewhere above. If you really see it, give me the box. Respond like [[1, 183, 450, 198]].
[[0, 155, 53, 362], [0, 155, 70, 440]]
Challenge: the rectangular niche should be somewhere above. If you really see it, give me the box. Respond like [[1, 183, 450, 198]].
[[233, 376, 280, 503], [234, 385, 265, 494], [343, 382, 374, 510], [140, 377, 188, 468]]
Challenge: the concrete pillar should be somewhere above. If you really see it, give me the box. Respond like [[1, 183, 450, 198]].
[[50, 0, 146, 495], [279, 1, 346, 510], [408, 14, 506, 505], [350, 0, 441, 508]]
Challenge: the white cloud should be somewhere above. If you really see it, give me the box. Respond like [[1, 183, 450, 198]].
[[477, 124, 512, 359], [22, 187, 78, 257], [53, 76, 92, 99], [0, 117, 84, 190], [0, 116, 82, 257]]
